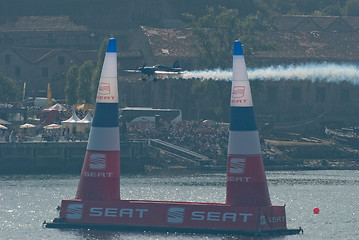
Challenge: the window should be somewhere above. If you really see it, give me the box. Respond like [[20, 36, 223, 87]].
[[291, 87, 301, 102], [15, 66, 21, 76], [41, 67, 48, 77], [58, 56, 65, 65], [5, 54, 10, 64], [316, 87, 326, 103]]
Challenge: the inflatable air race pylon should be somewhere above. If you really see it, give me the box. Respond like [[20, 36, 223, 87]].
[[226, 40, 271, 207], [75, 38, 120, 201]]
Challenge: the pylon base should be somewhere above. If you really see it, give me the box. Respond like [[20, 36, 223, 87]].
[[45, 199, 302, 236]]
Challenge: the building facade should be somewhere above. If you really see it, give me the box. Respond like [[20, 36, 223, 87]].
[[0, 14, 358, 132]]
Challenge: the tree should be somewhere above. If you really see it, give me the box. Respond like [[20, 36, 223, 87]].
[[0, 72, 20, 102], [78, 61, 94, 103], [65, 65, 79, 105], [184, 6, 272, 69]]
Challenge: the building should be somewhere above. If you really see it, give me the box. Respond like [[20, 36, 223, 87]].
[[251, 15, 359, 65], [0, 46, 97, 99], [0, 14, 358, 133]]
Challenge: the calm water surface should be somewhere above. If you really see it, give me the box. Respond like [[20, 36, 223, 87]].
[[0, 170, 358, 240]]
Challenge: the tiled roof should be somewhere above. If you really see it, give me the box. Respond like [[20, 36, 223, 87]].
[[118, 50, 142, 58], [272, 15, 359, 32], [253, 15, 359, 62], [253, 31, 359, 61], [141, 26, 197, 57], [1, 47, 54, 63], [0, 15, 87, 31], [0, 46, 97, 63]]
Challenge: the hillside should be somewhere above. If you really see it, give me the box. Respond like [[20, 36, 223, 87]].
[[0, 0, 358, 30]]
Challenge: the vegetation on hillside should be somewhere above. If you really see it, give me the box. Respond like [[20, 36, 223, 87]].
[[184, 6, 273, 69], [64, 38, 123, 105], [0, 72, 20, 103], [65, 65, 79, 105]]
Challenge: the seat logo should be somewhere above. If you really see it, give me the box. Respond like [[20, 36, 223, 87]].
[[98, 83, 110, 95], [232, 86, 245, 98], [229, 158, 246, 174], [167, 207, 185, 223], [66, 204, 83, 220], [89, 153, 106, 169]]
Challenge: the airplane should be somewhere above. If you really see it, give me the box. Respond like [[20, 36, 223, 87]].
[[124, 60, 182, 82]]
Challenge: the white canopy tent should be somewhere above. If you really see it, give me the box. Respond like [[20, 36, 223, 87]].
[[61, 112, 80, 133], [45, 103, 67, 112], [76, 112, 93, 133]]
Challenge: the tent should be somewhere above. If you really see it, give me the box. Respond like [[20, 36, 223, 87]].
[[61, 112, 80, 133], [77, 112, 93, 133], [20, 123, 36, 129], [44, 123, 61, 130], [45, 103, 67, 112], [0, 119, 11, 125], [78, 112, 93, 124], [40, 108, 59, 124]]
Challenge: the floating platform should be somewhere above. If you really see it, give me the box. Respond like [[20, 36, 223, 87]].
[[45, 199, 302, 236]]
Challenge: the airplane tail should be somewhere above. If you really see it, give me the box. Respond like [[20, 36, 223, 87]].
[[172, 60, 180, 69]]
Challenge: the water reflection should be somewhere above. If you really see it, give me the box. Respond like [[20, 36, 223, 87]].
[[0, 170, 358, 239]]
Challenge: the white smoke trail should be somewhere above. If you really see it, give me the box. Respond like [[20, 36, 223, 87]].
[[181, 68, 232, 81], [180, 63, 359, 84]]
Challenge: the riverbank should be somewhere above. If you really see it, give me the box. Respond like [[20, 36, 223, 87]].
[[0, 141, 146, 174], [0, 135, 358, 174], [261, 136, 359, 170], [145, 135, 359, 172]]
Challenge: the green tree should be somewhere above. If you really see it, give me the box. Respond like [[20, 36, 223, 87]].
[[78, 61, 94, 103], [184, 6, 272, 69], [0, 72, 20, 102], [65, 65, 79, 105]]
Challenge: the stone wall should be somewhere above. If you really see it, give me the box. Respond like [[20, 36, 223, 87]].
[[0, 141, 146, 174]]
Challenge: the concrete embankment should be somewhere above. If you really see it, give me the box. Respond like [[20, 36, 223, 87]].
[[262, 138, 359, 170], [0, 141, 147, 174], [1, 138, 357, 174]]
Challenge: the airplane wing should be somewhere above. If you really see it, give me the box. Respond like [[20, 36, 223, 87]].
[[154, 71, 182, 74], [124, 70, 142, 73]]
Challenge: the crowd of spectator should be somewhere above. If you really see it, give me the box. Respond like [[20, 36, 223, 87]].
[[0, 128, 88, 143], [1, 117, 231, 160], [127, 120, 229, 159], [0, 103, 91, 143]]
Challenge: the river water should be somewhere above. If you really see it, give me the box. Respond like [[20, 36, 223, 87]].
[[0, 170, 358, 240]]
